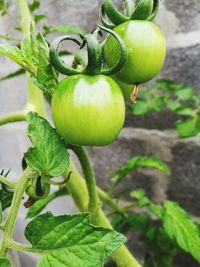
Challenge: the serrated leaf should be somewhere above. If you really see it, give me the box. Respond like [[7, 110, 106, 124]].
[[0, 44, 23, 65], [0, 188, 13, 211], [36, 33, 58, 93], [176, 117, 200, 138], [27, 187, 67, 218], [0, 259, 11, 267], [25, 212, 126, 267], [25, 112, 69, 177], [111, 156, 170, 185], [163, 201, 200, 262]]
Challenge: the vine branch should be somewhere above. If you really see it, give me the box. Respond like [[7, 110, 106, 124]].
[[0, 168, 38, 257], [0, 111, 26, 127]]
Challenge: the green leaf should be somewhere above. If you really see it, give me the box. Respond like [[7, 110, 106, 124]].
[[175, 107, 195, 116], [155, 79, 185, 91], [0, 68, 25, 81], [175, 87, 193, 101], [166, 101, 182, 112], [34, 14, 46, 24], [176, 117, 200, 138], [27, 187, 68, 218], [130, 188, 151, 208], [0, 187, 13, 211], [131, 96, 163, 116], [25, 212, 126, 267], [25, 112, 69, 177], [126, 213, 151, 232], [29, 0, 40, 12], [35, 33, 58, 93], [0, 0, 8, 15], [130, 189, 163, 217], [21, 38, 37, 68], [44, 24, 85, 35], [131, 100, 150, 115], [0, 44, 23, 65], [0, 259, 11, 267], [111, 156, 170, 185], [163, 201, 200, 262]]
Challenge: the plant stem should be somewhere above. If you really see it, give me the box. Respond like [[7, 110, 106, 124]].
[[0, 111, 26, 126], [7, 240, 41, 253], [0, 175, 16, 188], [63, 160, 142, 267], [0, 168, 38, 257], [17, 0, 47, 119], [17, 0, 33, 38], [69, 146, 100, 217], [97, 188, 125, 215]]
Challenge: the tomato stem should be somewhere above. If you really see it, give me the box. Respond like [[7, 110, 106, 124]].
[[0, 168, 38, 257], [68, 146, 100, 219], [0, 111, 26, 126], [130, 83, 139, 104], [0, 174, 16, 188]]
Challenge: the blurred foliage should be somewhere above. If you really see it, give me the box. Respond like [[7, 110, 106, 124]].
[[129, 80, 200, 138]]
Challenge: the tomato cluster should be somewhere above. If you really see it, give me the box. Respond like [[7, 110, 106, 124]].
[[50, 0, 166, 147]]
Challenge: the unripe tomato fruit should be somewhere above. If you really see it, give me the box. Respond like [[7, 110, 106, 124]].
[[51, 74, 125, 146], [104, 20, 166, 84], [112, 77, 133, 101]]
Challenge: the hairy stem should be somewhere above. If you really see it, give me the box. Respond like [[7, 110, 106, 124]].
[[0, 175, 16, 188], [0, 111, 26, 127], [0, 168, 38, 257], [63, 160, 142, 267]]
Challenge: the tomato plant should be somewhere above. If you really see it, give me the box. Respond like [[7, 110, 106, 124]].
[[0, 1, 199, 267]]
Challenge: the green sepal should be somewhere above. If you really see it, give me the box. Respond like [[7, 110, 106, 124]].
[[130, 0, 154, 20], [102, 0, 129, 26], [100, 4, 116, 29], [50, 36, 82, 76], [148, 0, 160, 21], [99, 25, 128, 76], [82, 34, 102, 75]]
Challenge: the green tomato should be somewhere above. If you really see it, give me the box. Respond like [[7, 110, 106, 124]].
[[51, 74, 125, 146], [104, 20, 166, 84], [112, 77, 133, 101]]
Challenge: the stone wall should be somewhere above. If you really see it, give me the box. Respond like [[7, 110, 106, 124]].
[[0, 1, 200, 267]]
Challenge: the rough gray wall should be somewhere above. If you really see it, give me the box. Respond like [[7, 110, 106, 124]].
[[0, 1, 200, 267]]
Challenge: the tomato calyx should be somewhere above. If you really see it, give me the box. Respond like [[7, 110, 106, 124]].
[[50, 25, 127, 76], [101, 0, 160, 29]]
